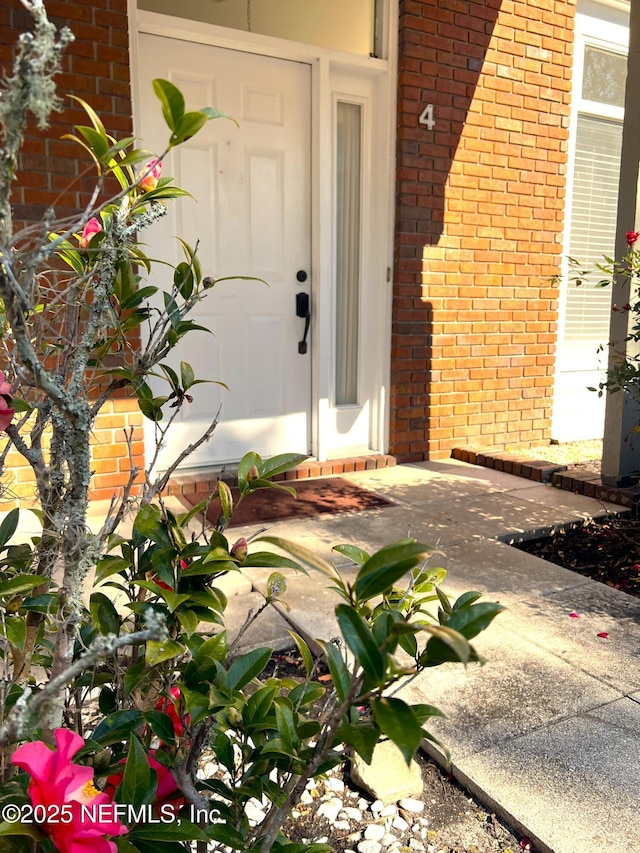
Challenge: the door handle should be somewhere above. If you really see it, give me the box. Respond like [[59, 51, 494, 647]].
[[296, 292, 310, 354]]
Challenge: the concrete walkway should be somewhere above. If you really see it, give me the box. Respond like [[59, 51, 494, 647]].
[[12, 459, 639, 852], [220, 459, 640, 853]]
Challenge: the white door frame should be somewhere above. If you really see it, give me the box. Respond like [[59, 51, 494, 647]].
[[127, 1, 398, 463]]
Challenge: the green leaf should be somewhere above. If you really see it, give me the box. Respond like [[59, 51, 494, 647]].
[[76, 125, 110, 160], [200, 105, 238, 125], [152, 79, 185, 131], [332, 544, 370, 566], [287, 630, 314, 678], [0, 576, 47, 597], [419, 625, 473, 666], [242, 552, 301, 571], [275, 703, 297, 752], [70, 95, 106, 136], [117, 734, 153, 809], [452, 590, 483, 610], [336, 604, 385, 684], [0, 508, 19, 549], [90, 592, 120, 635], [163, 291, 181, 329], [257, 536, 336, 580], [133, 504, 173, 548], [123, 661, 148, 694], [171, 111, 208, 146], [180, 361, 195, 391], [238, 451, 261, 492], [4, 617, 26, 651], [244, 682, 279, 725], [225, 646, 272, 690], [176, 608, 199, 636], [173, 261, 194, 299], [371, 696, 424, 765], [92, 709, 143, 745], [318, 639, 350, 702], [130, 820, 206, 842], [444, 601, 504, 639], [334, 721, 380, 764], [184, 631, 228, 685], [145, 640, 185, 667], [204, 824, 246, 848], [95, 555, 131, 584], [353, 540, 438, 603], [0, 821, 43, 841], [143, 710, 176, 746], [258, 453, 308, 480]]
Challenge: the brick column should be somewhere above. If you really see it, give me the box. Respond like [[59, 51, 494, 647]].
[[391, 0, 575, 461]]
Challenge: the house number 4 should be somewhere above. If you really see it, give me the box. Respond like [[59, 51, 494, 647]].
[[419, 104, 435, 130]]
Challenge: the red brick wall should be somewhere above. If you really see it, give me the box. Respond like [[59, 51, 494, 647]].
[[391, 0, 575, 461], [0, 0, 142, 507]]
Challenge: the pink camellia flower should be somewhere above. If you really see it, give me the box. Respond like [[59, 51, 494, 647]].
[[78, 217, 102, 250], [626, 230, 640, 247], [154, 686, 188, 739], [11, 728, 128, 853], [105, 751, 185, 818], [0, 371, 15, 432], [139, 158, 162, 193]]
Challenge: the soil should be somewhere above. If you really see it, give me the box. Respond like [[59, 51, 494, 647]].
[[516, 513, 640, 598]]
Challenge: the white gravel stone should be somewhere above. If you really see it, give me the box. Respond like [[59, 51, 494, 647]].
[[364, 824, 386, 842], [380, 804, 397, 817], [317, 797, 343, 823], [371, 800, 385, 814], [399, 798, 425, 813], [408, 839, 425, 851], [334, 820, 351, 832], [300, 790, 314, 805], [328, 777, 345, 793], [381, 833, 398, 847], [392, 816, 409, 832], [244, 800, 265, 825], [341, 807, 364, 821], [358, 798, 370, 811], [358, 841, 382, 853]]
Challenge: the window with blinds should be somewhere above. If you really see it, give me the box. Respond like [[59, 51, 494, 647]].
[[562, 114, 623, 352]]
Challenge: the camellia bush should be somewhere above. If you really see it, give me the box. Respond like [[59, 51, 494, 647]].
[[568, 228, 640, 400], [0, 3, 503, 852]]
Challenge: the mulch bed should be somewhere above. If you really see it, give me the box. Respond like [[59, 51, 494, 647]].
[[516, 513, 640, 598], [180, 477, 393, 527]]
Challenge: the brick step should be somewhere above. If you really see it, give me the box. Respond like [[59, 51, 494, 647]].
[[166, 453, 396, 498]]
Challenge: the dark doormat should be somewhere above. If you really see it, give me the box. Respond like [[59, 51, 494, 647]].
[[180, 477, 394, 528]]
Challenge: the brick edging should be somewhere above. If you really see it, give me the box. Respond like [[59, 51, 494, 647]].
[[166, 454, 397, 497], [451, 448, 640, 510]]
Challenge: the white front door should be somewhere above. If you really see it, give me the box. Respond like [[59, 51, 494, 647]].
[[138, 35, 311, 467]]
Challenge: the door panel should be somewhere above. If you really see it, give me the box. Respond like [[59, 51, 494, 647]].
[[137, 36, 311, 467]]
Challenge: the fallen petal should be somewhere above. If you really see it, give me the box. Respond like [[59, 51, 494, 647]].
[[596, 632, 609, 639], [569, 612, 580, 618], [520, 838, 533, 851]]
